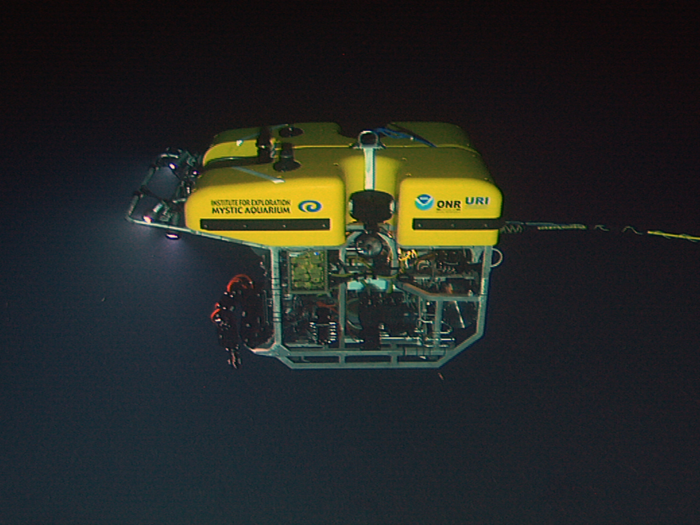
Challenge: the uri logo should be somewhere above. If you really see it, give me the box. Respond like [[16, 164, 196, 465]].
[[299, 200, 322, 212], [415, 194, 434, 211]]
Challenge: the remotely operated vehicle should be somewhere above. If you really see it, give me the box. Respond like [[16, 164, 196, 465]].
[[127, 122, 504, 369]]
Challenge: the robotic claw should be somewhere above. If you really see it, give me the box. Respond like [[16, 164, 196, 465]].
[[210, 274, 269, 370]]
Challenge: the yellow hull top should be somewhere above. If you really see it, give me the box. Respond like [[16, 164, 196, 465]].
[[185, 122, 502, 247]]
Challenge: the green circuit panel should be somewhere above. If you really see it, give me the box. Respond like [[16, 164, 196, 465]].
[[288, 250, 328, 294]]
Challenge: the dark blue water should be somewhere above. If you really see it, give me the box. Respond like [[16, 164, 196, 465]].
[[2, 5, 699, 524]]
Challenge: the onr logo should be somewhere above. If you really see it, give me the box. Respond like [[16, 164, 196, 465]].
[[437, 200, 461, 209]]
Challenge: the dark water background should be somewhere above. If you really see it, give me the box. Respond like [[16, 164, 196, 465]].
[[2, 5, 699, 524]]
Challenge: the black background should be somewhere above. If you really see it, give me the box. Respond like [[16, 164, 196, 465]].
[[2, 3, 699, 524]]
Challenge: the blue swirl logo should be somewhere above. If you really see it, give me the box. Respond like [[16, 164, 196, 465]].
[[299, 200, 322, 212], [415, 194, 434, 210]]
